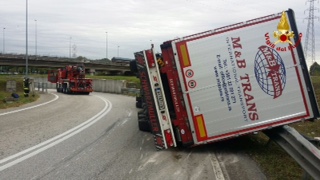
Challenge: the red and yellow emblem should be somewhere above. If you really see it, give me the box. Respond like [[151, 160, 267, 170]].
[[274, 11, 294, 44]]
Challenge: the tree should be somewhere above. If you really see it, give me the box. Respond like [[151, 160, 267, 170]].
[[309, 62, 320, 76]]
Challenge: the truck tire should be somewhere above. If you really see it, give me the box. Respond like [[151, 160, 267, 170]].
[[56, 84, 61, 93], [62, 84, 68, 94], [136, 101, 142, 108], [66, 88, 70, 94], [138, 107, 151, 132], [138, 119, 150, 132]]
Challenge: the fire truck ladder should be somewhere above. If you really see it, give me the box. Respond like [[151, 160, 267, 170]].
[[264, 125, 320, 179]]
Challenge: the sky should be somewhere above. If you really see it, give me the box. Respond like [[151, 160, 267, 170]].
[[0, 0, 319, 66]]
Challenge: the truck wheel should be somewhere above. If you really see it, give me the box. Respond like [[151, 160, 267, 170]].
[[138, 109, 150, 132], [56, 85, 61, 93], [136, 101, 142, 108], [62, 84, 67, 94], [138, 119, 150, 132], [136, 96, 142, 102]]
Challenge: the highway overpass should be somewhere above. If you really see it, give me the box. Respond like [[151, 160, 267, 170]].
[[0, 54, 132, 75]]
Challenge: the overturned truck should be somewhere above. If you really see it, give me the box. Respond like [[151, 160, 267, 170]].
[[130, 9, 320, 150]]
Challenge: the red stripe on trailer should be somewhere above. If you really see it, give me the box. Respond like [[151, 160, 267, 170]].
[[289, 42, 310, 117], [201, 113, 312, 144], [145, 49, 156, 68]]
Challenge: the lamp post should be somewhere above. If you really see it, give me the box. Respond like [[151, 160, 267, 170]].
[[117, 45, 120, 57], [2, 28, 5, 54], [69, 36, 72, 58], [35, 19, 37, 56], [106, 32, 108, 60], [26, 0, 29, 77]]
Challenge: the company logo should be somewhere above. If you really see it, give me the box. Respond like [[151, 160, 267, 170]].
[[254, 46, 286, 99]]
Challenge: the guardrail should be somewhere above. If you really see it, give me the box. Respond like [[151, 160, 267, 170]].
[[264, 125, 320, 179]]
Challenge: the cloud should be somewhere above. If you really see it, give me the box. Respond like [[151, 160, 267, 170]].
[[0, 0, 319, 63]]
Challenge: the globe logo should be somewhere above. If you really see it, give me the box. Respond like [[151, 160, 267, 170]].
[[254, 45, 286, 99]]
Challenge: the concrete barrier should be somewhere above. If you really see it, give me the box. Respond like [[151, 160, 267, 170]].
[[32, 77, 136, 94], [92, 79, 126, 94]]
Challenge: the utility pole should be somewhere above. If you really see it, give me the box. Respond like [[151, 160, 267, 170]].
[[26, 0, 29, 77], [2, 28, 5, 53], [106, 32, 108, 60], [69, 36, 72, 58], [35, 19, 37, 56]]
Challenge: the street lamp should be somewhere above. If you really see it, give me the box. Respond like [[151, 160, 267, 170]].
[[2, 28, 5, 54], [35, 19, 37, 56], [106, 32, 108, 60], [69, 36, 72, 58], [26, 0, 29, 77], [117, 45, 120, 57]]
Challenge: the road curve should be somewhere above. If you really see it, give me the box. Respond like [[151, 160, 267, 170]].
[[0, 92, 266, 180]]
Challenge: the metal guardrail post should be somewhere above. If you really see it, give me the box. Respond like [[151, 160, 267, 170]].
[[264, 125, 320, 179]]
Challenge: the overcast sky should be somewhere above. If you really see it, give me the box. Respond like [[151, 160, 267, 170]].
[[0, 0, 319, 65]]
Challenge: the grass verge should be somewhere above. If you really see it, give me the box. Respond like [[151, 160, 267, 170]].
[[0, 75, 39, 109], [243, 76, 320, 180]]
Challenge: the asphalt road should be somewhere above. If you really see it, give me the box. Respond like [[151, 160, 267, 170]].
[[0, 91, 266, 180]]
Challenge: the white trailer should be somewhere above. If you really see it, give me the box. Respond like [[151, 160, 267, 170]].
[[133, 9, 319, 149]]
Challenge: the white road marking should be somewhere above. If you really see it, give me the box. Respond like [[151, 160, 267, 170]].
[[121, 109, 132, 126], [0, 93, 59, 116], [184, 151, 192, 161], [210, 152, 226, 180], [121, 119, 129, 126], [0, 95, 112, 171]]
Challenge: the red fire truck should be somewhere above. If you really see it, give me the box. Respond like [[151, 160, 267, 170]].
[[48, 64, 93, 94]]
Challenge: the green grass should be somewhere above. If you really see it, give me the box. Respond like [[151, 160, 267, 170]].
[[0, 75, 39, 109], [244, 76, 320, 180]]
